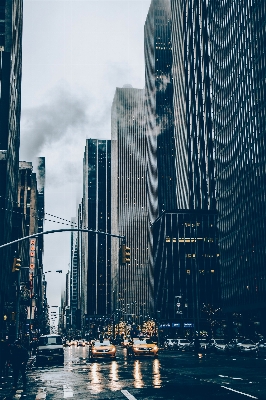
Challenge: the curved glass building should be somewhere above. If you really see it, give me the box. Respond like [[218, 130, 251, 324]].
[[210, 0, 266, 332]]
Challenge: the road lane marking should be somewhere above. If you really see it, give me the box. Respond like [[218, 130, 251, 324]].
[[221, 386, 258, 399], [63, 385, 73, 398], [35, 387, 46, 399], [121, 389, 137, 400]]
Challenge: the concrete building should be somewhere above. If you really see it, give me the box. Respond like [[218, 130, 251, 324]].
[[17, 161, 46, 338], [111, 86, 149, 320]]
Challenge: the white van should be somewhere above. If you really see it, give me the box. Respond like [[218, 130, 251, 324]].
[[36, 334, 64, 366]]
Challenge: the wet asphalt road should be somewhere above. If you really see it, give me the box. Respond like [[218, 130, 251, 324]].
[[1, 345, 266, 399]]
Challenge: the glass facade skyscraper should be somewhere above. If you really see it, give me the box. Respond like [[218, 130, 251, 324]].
[[145, 0, 217, 322], [145, 0, 177, 223], [210, 1, 266, 328], [144, 0, 177, 315], [111, 86, 149, 317], [171, 0, 215, 211], [82, 139, 112, 317]]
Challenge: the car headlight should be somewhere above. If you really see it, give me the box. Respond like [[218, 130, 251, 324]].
[[153, 346, 158, 350], [110, 348, 116, 353], [92, 349, 96, 353]]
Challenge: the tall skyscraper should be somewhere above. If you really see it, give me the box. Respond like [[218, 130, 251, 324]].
[[111, 86, 149, 317], [209, 1, 266, 334], [70, 211, 82, 331], [144, 0, 177, 316], [144, 0, 177, 223], [82, 139, 112, 318], [171, 0, 215, 210], [0, 0, 23, 333], [146, 0, 218, 324]]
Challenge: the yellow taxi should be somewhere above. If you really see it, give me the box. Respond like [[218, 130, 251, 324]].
[[89, 340, 116, 360], [128, 337, 159, 358]]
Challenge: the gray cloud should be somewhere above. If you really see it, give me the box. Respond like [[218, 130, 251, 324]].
[[20, 84, 91, 160]]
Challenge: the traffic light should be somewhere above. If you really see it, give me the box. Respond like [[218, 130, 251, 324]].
[[121, 244, 130, 264], [12, 257, 21, 272]]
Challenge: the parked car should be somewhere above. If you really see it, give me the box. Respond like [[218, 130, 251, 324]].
[[213, 339, 227, 353], [176, 338, 191, 351], [164, 339, 178, 351], [226, 338, 242, 354], [237, 339, 258, 355], [189, 338, 210, 353], [36, 334, 64, 366], [257, 340, 266, 357]]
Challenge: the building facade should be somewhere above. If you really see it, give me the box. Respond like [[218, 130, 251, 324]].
[[17, 161, 46, 339], [144, 1, 177, 315], [171, 0, 215, 210], [111, 86, 149, 320], [82, 139, 112, 320], [70, 211, 82, 333], [209, 0, 266, 336], [0, 0, 23, 337], [144, 0, 177, 222], [145, 0, 217, 323], [153, 210, 219, 337]]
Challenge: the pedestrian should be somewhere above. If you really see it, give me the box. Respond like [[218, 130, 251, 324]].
[[9, 340, 29, 391]]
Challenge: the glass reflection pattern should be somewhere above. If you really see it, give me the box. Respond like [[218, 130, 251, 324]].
[[210, 1, 266, 312], [171, 0, 215, 210], [145, 0, 177, 221]]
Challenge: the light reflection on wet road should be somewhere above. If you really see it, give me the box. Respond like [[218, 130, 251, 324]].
[[1, 346, 266, 399]]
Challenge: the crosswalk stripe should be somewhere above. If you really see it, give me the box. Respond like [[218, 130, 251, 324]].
[[63, 384, 74, 398], [35, 387, 47, 399], [121, 389, 137, 400]]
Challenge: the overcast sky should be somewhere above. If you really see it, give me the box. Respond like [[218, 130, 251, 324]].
[[19, 0, 151, 317]]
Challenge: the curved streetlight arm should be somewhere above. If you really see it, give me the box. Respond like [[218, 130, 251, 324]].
[[0, 228, 126, 249]]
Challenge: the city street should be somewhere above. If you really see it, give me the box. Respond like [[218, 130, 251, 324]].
[[0, 346, 266, 399]]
